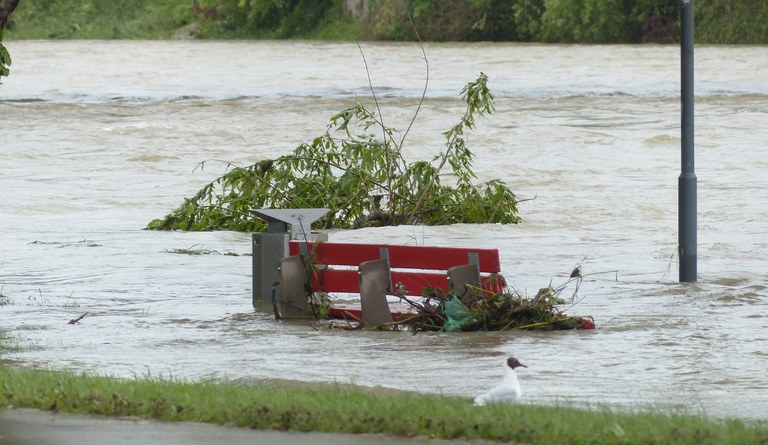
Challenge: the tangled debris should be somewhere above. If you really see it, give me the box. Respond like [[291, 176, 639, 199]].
[[407, 281, 592, 333], [321, 273, 595, 333]]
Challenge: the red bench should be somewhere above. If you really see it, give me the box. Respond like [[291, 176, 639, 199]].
[[273, 240, 506, 323]]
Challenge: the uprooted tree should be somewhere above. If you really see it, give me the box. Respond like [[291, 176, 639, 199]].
[[147, 72, 522, 232]]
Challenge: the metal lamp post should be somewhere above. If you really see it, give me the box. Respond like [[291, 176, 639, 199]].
[[679, 0, 697, 282]]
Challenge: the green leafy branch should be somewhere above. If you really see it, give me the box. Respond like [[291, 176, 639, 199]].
[[147, 70, 521, 232], [0, 30, 11, 80]]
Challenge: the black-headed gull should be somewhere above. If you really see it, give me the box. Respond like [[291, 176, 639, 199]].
[[474, 357, 527, 405]]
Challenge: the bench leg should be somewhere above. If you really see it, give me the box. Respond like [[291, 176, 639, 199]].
[[358, 259, 393, 325], [447, 263, 482, 304]]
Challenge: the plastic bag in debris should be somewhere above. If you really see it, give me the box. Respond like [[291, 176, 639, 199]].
[[442, 296, 478, 332]]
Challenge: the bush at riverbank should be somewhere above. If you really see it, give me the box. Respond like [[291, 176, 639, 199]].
[[4, 0, 767, 44], [1, 366, 767, 444]]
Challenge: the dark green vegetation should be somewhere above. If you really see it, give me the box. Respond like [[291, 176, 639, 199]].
[[0, 0, 20, 81], [0, 32, 9, 79], [147, 73, 522, 232], [4, 0, 767, 44], [4, 0, 194, 39], [2, 366, 768, 444]]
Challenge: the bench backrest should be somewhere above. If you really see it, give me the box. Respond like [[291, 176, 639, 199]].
[[288, 241, 504, 296]]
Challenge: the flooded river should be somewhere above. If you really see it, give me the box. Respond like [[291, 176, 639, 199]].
[[1, 40, 767, 419]]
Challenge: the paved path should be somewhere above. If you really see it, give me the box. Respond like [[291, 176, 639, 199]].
[[0, 409, 493, 445]]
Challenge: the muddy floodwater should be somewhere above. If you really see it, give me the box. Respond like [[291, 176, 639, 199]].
[[1, 40, 767, 420]]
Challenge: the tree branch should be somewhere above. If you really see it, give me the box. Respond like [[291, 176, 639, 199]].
[[0, 0, 20, 30]]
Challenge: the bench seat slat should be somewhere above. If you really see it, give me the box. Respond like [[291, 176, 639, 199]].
[[290, 241, 501, 273], [311, 269, 449, 295], [310, 269, 505, 297]]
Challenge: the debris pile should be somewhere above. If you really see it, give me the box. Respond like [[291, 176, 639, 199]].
[[323, 274, 595, 333]]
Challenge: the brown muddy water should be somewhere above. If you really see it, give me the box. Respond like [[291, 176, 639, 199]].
[[1, 40, 767, 420]]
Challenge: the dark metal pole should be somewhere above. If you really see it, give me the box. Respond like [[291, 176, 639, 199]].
[[679, 0, 697, 282]]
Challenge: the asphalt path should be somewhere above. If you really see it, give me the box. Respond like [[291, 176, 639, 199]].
[[0, 408, 494, 445]]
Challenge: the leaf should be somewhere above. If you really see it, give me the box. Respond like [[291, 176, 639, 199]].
[[0, 46, 10, 65], [0, 42, 11, 79]]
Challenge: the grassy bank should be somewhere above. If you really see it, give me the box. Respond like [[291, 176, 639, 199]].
[[0, 366, 766, 444]]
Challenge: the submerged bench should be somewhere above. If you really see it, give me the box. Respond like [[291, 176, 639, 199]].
[[273, 240, 506, 324]]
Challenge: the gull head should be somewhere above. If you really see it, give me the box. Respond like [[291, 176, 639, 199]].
[[507, 357, 527, 370]]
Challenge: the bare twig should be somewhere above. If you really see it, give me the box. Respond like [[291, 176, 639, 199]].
[[355, 41, 390, 147], [398, 9, 430, 154], [68, 312, 88, 325]]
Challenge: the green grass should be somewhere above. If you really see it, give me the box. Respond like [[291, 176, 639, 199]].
[[1, 366, 767, 444]]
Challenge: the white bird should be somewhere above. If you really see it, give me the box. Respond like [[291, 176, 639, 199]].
[[474, 356, 527, 406]]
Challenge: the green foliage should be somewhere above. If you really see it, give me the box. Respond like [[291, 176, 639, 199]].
[[541, 0, 630, 43], [628, 0, 679, 43], [4, 0, 768, 43], [513, 0, 545, 41], [366, 0, 521, 41], [0, 31, 10, 80], [465, 0, 520, 41], [363, 0, 411, 41], [695, 0, 768, 44], [363, 0, 762, 44], [147, 73, 521, 232], [539, 0, 579, 42], [5, 0, 196, 39], [195, 0, 348, 39]]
